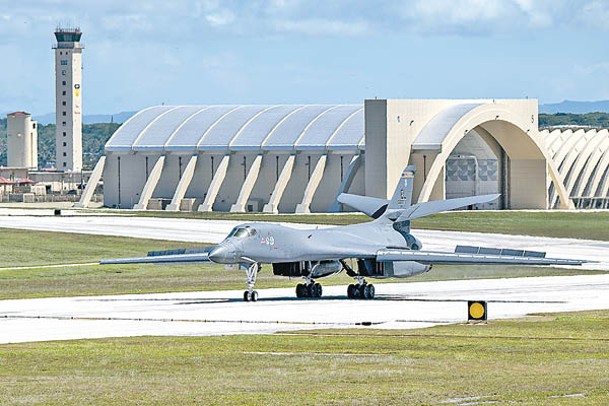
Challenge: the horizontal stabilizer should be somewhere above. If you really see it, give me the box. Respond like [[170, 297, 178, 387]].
[[337, 193, 389, 218], [101, 252, 210, 265], [376, 248, 586, 267], [396, 194, 500, 221]]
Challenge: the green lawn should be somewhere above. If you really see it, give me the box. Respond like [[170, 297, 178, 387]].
[[0, 310, 607, 404], [114, 209, 609, 241], [0, 228, 600, 300]]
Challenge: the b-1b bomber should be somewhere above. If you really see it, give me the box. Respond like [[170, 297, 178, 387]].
[[102, 166, 586, 301]]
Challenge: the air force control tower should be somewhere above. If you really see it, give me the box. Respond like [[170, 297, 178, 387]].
[[53, 27, 83, 172]]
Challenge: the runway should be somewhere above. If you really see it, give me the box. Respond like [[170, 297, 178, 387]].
[[1, 274, 608, 344]]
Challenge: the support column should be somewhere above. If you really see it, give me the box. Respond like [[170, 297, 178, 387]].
[[198, 154, 230, 212], [166, 155, 198, 211], [263, 154, 296, 214], [295, 154, 327, 214], [133, 155, 166, 210], [328, 154, 361, 212], [230, 154, 263, 212], [74, 156, 105, 208]]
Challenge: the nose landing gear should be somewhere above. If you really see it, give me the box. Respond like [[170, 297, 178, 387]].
[[243, 262, 260, 302]]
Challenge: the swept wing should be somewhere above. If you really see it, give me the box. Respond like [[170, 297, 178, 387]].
[[377, 248, 586, 267], [100, 248, 211, 265]]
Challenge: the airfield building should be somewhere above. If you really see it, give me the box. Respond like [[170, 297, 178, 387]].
[[6, 111, 38, 169], [79, 98, 609, 212]]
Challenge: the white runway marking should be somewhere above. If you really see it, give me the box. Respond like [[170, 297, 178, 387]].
[[1, 274, 608, 344]]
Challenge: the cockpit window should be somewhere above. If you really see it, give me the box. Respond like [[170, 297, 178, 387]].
[[233, 228, 250, 239], [226, 226, 257, 239]]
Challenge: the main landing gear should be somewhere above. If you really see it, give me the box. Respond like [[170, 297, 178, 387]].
[[243, 262, 260, 302], [295, 279, 323, 298], [339, 260, 375, 300], [347, 278, 375, 300]]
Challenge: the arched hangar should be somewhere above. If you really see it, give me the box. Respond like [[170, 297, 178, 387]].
[[102, 105, 365, 213], [91, 98, 602, 212]]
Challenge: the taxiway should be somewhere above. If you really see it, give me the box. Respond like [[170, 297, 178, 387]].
[[1, 274, 608, 343]]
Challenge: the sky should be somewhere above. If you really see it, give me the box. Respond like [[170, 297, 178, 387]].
[[1, 0, 609, 116]]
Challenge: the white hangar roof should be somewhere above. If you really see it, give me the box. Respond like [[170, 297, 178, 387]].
[[105, 105, 365, 153]]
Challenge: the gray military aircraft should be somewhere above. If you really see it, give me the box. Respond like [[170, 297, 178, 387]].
[[101, 166, 586, 301]]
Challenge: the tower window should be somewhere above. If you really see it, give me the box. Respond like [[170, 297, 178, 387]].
[[62, 80, 66, 86], [63, 142, 67, 147], [63, 162, 67, 167], [62, 91, 66, 96], [62, 101, 66, 106], [62, 121, 66, 126], [61, 70, 66, 76], [62, 111, 66, 116], [60, 60, 68, 65], [63, 152, 67, 157], [63, 132, 66, 136]]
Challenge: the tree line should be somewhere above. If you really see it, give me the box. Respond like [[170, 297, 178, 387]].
[[2, 112, 609, 170], [0, 119, 119, 170]]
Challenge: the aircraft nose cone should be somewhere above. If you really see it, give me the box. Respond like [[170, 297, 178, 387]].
[[208, 244, 236, 264]]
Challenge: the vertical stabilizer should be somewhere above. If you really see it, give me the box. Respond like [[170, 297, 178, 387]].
[[388, 165, 415, 210]]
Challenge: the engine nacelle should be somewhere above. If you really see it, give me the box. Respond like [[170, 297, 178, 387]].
[[272, 260, 341, 278], [357, 259, 431, 279]]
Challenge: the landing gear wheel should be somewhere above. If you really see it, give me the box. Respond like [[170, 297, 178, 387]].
[[363, 284, 374, 299], [313, 283, 322, 298], [244, 291, 250, 301], [296, 283, 305, 298], [347, 284, 355, 299], [366, 284, 375, 299], [251, 291, 258, 302]]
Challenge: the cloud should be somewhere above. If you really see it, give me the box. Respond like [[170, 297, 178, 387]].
[[274, 18, 370, 36], [576, 0, 609, 30], [204, 9, 236, 27]]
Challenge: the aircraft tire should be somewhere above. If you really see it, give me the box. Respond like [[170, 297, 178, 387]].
[[243, 291, 250, 302], [364, 284, 375, 299], [296, 284, 305, 298], [367, 284, 375, 299], [251, 291, 258, 302], [347, 284, 355, 299], [314, 283, 322, 298]]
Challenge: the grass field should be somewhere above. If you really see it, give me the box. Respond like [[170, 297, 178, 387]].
[[124, 209, 609, 241], [0, 310, 607, 404], [0, 228, 600, 300]]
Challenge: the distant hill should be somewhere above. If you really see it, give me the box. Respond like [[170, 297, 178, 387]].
[[540, 100, 609, 114], [26, 101, 609, 122], [33, 111, 136, 125]]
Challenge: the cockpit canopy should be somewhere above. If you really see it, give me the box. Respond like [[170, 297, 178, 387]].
[[226, 226, 257, 240]]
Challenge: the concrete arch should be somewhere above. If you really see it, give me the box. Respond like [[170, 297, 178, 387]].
[[571, 131, 609, 196], [561, 130, 605, 200], [580, 130, 609, 196], [415, 103, 572, 209], [550, 129, 595, 207]]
